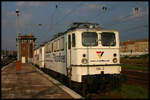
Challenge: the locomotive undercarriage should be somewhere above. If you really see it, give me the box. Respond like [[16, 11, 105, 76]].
[[81, 74, 121, 96], [36, 65, 121, 97]]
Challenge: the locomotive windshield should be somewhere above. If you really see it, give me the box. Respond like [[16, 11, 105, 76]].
[[82, 32, 98, 46], [101, 32, 116, 46]]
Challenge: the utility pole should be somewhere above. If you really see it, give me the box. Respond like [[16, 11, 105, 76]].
[[16, 9, 20, 61]]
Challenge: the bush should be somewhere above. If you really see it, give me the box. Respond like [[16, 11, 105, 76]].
[[123, 54, 149, 59], [140, 54, 149, 58], [124, 55, 129, 58]]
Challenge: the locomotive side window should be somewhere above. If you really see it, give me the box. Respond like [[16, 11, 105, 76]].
[[82, 32, 98, 46], [68, 35, 71, 49], [52, 42, 53, 52], [101, 32, 116, 46], [53, 41, 57, 52], [56, 39, 60, 51], [40, 48, 42, 54], [72, 33, 75, 47], [60, 37, 64, 51], [49, 43, 52, 53], [46, 44, 50, 53]]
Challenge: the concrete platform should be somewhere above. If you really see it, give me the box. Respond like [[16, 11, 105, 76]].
[[1, 62, 75, 99]]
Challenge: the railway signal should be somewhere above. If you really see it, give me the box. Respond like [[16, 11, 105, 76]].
[[56, 4, 58, 8], [38, 24, 42, 26], [133, 4, 140, 15], [102, 5, 107, 11]]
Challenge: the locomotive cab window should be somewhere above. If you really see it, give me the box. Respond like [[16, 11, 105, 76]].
[[101, 32, 116, 46], [82, 32, 98, 46]]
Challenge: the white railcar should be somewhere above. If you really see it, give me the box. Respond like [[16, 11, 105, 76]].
[[39, 45, 45, 68], [33, 48, 40, 66], [33, 45, 44, 68], [34, 22, 122, 94], [44, 34, 66, 75]]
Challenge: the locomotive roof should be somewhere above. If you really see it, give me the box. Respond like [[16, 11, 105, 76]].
[[42, 28, 118, 46], [66, 22, 100, 32], [35, 22, 118, 49], [72, 22, 99, 25], [35, 44, 44, 50], [51, 32, 65, 41], [42, 22, 100, 45]]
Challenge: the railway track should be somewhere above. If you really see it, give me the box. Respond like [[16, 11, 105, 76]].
[[121, 70, 149, 88], [120, 62, 148, 67], [78, 70, 149, 98]]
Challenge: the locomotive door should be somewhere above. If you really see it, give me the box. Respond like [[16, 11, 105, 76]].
[[66, 34, 72, 86], [67, 34, 71, 74], [66, 33, 76, 85]]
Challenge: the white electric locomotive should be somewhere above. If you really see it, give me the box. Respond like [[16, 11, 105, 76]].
[[33, 22, 121, 95]]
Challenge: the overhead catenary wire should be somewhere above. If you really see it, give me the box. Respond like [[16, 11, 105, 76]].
[[49, 2, 58, 34], [102, 5, 148, 28], [53, 2, 85, 27], [43, 5, 58, 42], [40, 2, 65, 42], [84, 3, 148, 29], [50, 2, 119, 32], [120, 24, 148, 33], [36, 2, 148, 46], [77, 3, 123, 27], [42, 2, 85, 42], [50, 2, 124, 31], [85, 4, 109, 25]]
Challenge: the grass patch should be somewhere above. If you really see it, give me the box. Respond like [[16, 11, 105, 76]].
[[120, 54, 149, 64], [120, 54, 149, 71], [121, 63, 148, 71], [91, 84, 149, 99], [108, 84, 149, 99], [120, 84, 149, 99], [120, 57, 148, 65], [122, 54, 149, 59]]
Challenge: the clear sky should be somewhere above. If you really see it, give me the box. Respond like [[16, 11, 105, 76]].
[[2, 1, 148, 51]]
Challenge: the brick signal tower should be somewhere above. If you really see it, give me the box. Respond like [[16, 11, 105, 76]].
[[17, 33, 36, 63]]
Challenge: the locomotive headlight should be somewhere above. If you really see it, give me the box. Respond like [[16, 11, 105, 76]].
[[113, 58, 117, 63], [81, 58, 88, 64]]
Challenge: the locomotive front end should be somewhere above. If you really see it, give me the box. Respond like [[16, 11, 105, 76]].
[[69, 28, 121, 93]]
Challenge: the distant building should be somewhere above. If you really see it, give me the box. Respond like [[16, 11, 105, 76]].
[[1, 50, 17, 58], [120, 40, 135, 52], [134, 39, 149, 52], [120, 39, 149, 56], [17, 33, 36, 63], [1, 50, 17, 60]]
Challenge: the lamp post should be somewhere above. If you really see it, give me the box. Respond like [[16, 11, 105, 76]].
[[16, 8, 20, 61]]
